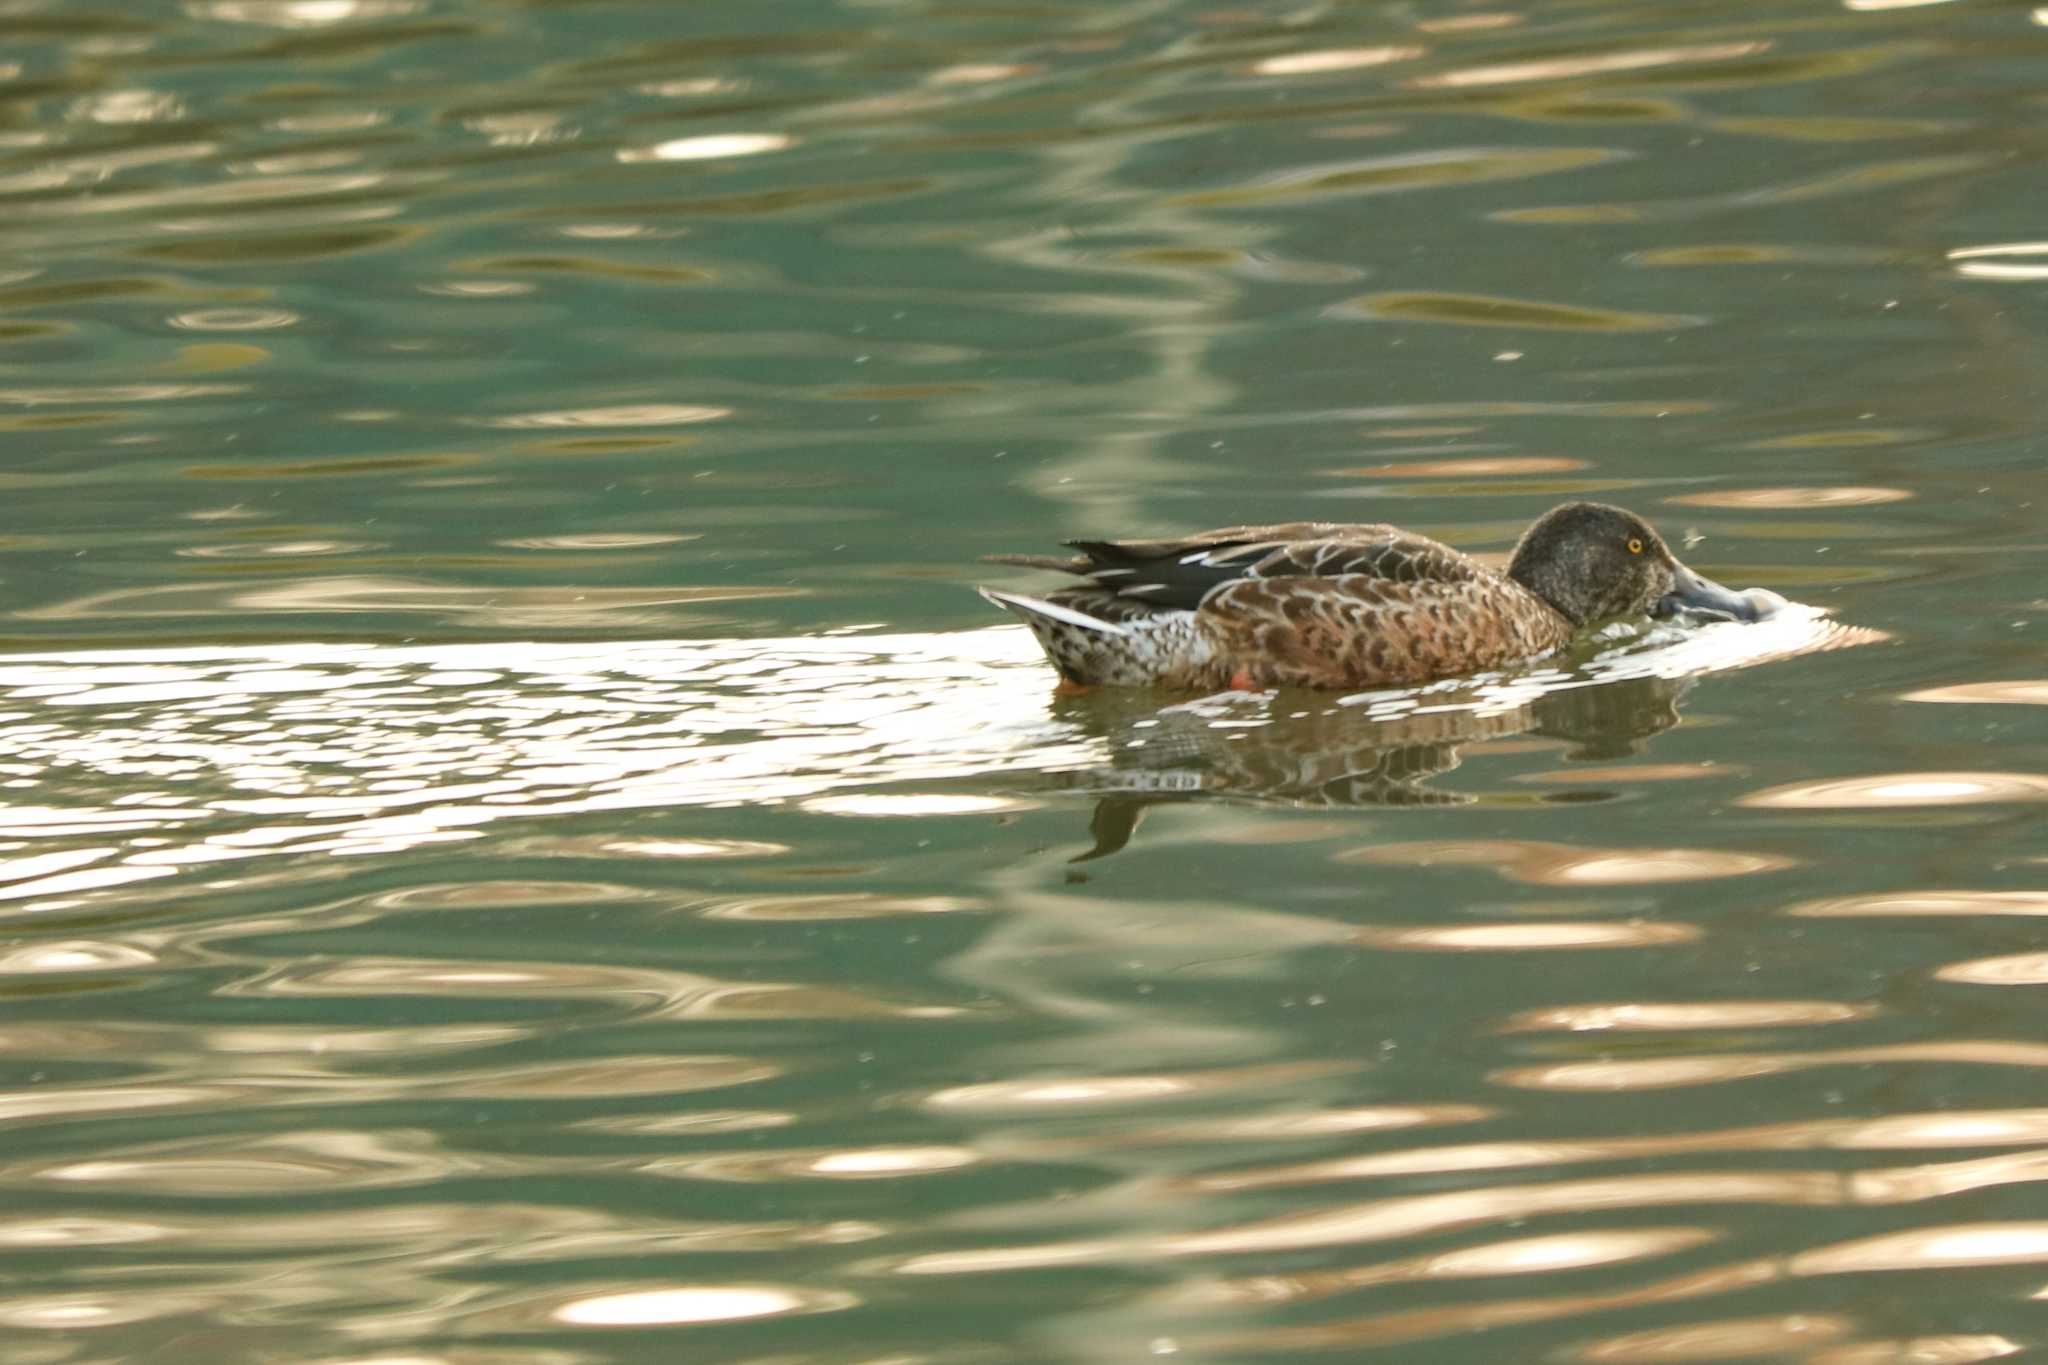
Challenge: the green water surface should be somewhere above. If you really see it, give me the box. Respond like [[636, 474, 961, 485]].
[[1, 1, 2045, 1361]]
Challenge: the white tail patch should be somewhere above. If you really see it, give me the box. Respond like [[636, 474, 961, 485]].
[[978, 588, 1130, 636]]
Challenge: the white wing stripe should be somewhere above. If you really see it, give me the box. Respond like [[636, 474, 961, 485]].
[[978, 589, 1131, 636]]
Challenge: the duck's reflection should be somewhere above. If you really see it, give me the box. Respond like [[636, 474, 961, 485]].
[[1046, 672, 1691, 860]]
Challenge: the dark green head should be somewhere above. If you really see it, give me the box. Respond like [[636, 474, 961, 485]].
[[1506, 502, 1759, 627]]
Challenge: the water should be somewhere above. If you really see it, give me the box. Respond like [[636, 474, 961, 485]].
[[1, 0, 2044, 1360]]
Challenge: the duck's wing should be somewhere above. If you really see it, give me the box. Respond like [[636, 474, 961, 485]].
[[986, 523, 1489, 612]]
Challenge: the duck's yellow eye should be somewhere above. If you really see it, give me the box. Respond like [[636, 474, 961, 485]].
[[1626, 537, 1644, 555]]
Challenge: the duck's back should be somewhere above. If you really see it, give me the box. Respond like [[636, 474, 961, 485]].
[[1035, 522, 1491, 613]]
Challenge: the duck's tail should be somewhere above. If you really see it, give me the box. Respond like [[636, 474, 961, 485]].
[[979, 588, 1128, 637], [979, 588, 1209, 687]]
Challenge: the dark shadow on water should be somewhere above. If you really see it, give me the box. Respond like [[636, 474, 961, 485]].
[[1048, 671, 1692, 860]]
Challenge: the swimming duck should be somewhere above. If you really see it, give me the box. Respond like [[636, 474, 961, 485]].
[[981, 501, 1761, 690]]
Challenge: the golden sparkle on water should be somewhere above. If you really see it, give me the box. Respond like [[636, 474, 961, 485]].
[[616, 133, 793, 163], [551, 1284, 850, 1326], [1742, 772, 2048, 808]]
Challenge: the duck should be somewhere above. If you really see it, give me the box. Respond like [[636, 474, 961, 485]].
[[980, 501, 1762, 691]]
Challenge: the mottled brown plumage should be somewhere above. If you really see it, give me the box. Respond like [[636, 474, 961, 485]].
[[980, 502, 1760, 691]]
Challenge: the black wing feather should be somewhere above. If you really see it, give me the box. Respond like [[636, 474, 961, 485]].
[[1062, 537, 1281, 610], [990, 524, 1491, 612], [1050, 528, 1487, 611]]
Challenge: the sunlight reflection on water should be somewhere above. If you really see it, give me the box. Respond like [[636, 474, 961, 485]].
[[0, 604, 1878, 909], [0, 628, 1069, 899]]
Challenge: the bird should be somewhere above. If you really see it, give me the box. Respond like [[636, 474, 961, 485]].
[[979, 501, 1762, 691]]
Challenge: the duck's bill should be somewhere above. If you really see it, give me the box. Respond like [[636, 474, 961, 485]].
[[1655, 563, 1764, 623]]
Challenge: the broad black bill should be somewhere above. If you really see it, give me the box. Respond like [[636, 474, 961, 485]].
[[1655, 562, 1764, 623]]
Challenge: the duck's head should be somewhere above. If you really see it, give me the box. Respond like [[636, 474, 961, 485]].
[[1506, 502, 1761, 627]]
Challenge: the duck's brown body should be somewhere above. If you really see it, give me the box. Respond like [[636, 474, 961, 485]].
[[1193, 565, 1574, 689], [982, 506, 1758, 692]]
